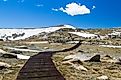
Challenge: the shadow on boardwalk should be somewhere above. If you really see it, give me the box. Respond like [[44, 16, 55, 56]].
[[16, 41, 82, 80]]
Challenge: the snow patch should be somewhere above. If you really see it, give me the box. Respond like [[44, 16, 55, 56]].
[[68, 32, 98, 38], [16, 54, 30, 59], [100, 45, 121, 48]]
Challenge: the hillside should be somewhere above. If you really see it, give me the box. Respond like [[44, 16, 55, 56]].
[[0, 25, 76, 41]]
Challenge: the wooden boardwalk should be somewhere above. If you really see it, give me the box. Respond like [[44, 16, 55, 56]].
[[16, 41, 82, 80], [16, 51, 65, 80]]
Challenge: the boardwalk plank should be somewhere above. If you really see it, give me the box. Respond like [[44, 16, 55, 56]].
[[16, 52, 65, 80], [16, 41, 82, 80]]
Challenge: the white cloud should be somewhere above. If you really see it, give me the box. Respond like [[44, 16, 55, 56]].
[[52, 2, 91, 16], [36, 4, 43, 7], [3, 0, 7, 2], [52, 8, 59, 11], [92, 6, 96, 9]]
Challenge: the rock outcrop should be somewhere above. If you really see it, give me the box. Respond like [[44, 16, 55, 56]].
[[0, 62, 11, 69], [1, 53, 17, 58]]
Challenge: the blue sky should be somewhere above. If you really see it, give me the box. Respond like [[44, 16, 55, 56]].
[[0, 0, 121, 28]]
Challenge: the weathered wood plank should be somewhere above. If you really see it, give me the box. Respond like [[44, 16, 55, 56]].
[[16, 52, 65, 80]]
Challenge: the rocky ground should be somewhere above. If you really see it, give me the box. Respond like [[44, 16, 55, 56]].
[[0, 41, 121, 80], [52, 45, 121, 80]]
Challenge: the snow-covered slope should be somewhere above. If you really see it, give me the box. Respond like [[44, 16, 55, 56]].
[[68, 32, 98, 38], [64, 25, 76, 29], [0, 25, 76, 41]]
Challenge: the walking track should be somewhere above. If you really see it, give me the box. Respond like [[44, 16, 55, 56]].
[[16, 41, 82, 80]]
